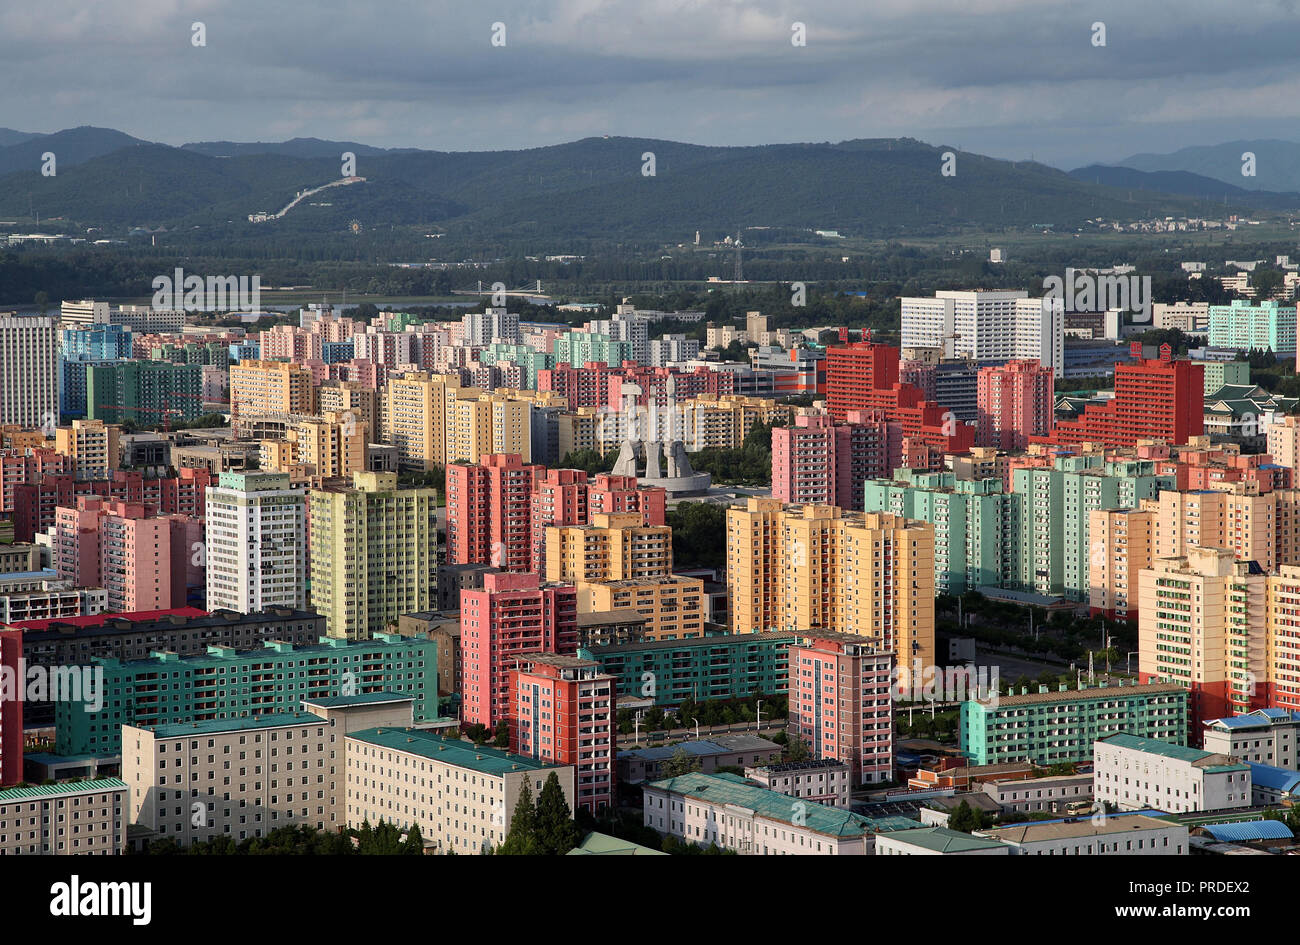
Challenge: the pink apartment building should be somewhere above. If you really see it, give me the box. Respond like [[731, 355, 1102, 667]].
[[510, 653, 616, 813], [771, 411, 901, 511], [787, 631, 895, 786], [460, 572, 579, 728], [976, 359, 1054, 451], [446, 453, 544, 572]]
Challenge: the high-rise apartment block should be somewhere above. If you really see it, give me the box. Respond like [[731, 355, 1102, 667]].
[[901, 290, 1064, 375], [309, 471, 438, 640], [975, 359, 1054, 450], [204, 472, 307, 613], [0, 316, 59, 429]]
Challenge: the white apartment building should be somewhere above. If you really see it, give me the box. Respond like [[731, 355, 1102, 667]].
[[0, 778, 128, 855], [591, 304, 650, 364], [0, 315, 59, 429], [1093, 733, 1251, 813], [1202, 708, 1300, 770], [113, 305, 186, 334], [462, 307, 520, 346], [743, 760, 852, 808], [643, 771, 874, 855], [649, 334, 700, 367], [900, 290, 1064, 377], [124, 713, 339, 846], [980, 814, 1188, 855], [1152, 302, 1210, 333], [345, 727, 575, 854], [204, 471, 307, 613], [981, 774, 1093, 814]]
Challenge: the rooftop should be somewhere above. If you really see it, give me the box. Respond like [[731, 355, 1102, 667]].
[[1098, 733, 1247, 772], [347, 727, 563, 777], [646, 772, 877, 838], [983, 814, 1181, 844], [977, 682, 1186, 709], [882, 826, 1009, 853], [131, 712, 326, 738], [580, 630, 793, 654], [0, 778, 128, 803], [301, 691, 414, 709]]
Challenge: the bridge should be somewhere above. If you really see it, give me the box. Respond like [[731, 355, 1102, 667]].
[[451, 280, 552, 301]]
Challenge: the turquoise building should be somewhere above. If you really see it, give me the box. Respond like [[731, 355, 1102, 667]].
[[482, 342, 556, 388], [57, 633, 436, 756], [578, 632, 794, 707], [554, 331, 633, 368], [960, 682, 1188, 766]]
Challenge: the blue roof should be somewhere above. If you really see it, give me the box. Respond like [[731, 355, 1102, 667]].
[[1246, 762, 1300, 793], [1201, 820, 1294, 842]]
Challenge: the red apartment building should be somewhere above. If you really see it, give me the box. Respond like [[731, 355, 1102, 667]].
[[787, 631, 895, 786], [825, 341, 975, 461], [459, 572, 579, 728], [12, 467, 212, 542], [771, 411, 901, 510], [587, 473, 667, 525], [1047, 347, 1204, 449], [531, 468, 590, 573], [510, 653, 616, 813], [0, 629, 20, 786]]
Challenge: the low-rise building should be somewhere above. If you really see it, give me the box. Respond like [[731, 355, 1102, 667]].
[[1202, 708, 1300, 770], [643, 771, 878, 855], [124, 713, 339, 846], [980, 813, 1189, 855], [744, 760, 852, 808], [618, 735, 784, 785], [1093, 733, 1252, 813], [0, 778, 127, 855], [344, 726, 576, 855], [874, 825, 1010, 856], [980, 773, 1094, 814]]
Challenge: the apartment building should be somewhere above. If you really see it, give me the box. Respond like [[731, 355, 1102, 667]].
[[545, 512, 673, 583], [579, 575, 707, 641], [959, 682, 1188, 766], [975, 359, 1054, 450], [643, 771, 876, 855], [123, 713, 339, 846], [901, 290, 1064, 375], [510, 653, 616, 814], [204, 472, 307, 613], [1093, 732, 1252, 813], [382, 371, 462, 470], [726, 499, 935, 673], [86, 360, 202, 426], [0, 316, 59, 430], [56, 632, 436, 756], [229, 359, 315, 419], [0, 779, 127, 855], [1088, 507, 1154, 620], [446, 453, 543, 572], [787, 631, 894, 785], [309, 471, 438, 640], [459, 571, 579, 728], [344, 726, 575, 854], [54, 420, 121, 480]]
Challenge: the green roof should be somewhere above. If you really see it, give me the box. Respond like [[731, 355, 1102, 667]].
[[347, 727, 562, 777], [566, 831, 668, 856], [0, 778, 127, 803], [646, 772, 875, 838], [137, 712, 326, 738], [1098, 733, 1248, 772], [301, 691, 414, 708], [882, 826, 1009, 853]]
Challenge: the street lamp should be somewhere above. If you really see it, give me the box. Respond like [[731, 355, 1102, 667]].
[[692, 718, 700, 740]]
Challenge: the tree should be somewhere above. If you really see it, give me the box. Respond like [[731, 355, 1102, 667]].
[[403, 824, 426, 855], [497, 776, 539, 855], [535, 772, 580, 855], [660, 746, 702, 779], [785, 733, 811, 762], [493, 720, 510, 749], [947, 800, 989, 833]]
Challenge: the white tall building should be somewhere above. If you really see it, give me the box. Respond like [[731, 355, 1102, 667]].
[[462, 307, 520, 346], [205, 471, 307, 613], [900, 290, 1064, 377], [59, 299, 111, 325], [0, 315, 59, 429]]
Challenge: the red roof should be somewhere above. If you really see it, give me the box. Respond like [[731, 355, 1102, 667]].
[[9, 607, 208, 631]]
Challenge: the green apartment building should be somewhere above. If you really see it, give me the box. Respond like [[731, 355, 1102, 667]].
[[553, 331, 633, 368], [86, 360, 203, 425], [309, 471, 439, 640], [577, 632, 795, 707], [1011, 455, 1172, 601], [57, 632, 436, 756], [960, 681, 1188, 766], [1208, 299, 1297, 356], [482, 343, 556, 389], [863, 470, 1010, 594]]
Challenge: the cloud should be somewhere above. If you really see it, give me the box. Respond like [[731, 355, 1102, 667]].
[[1, 0, 1299, 166]]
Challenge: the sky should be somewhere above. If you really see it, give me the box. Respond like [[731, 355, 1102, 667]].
[[4, 0, 1300, 168]]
